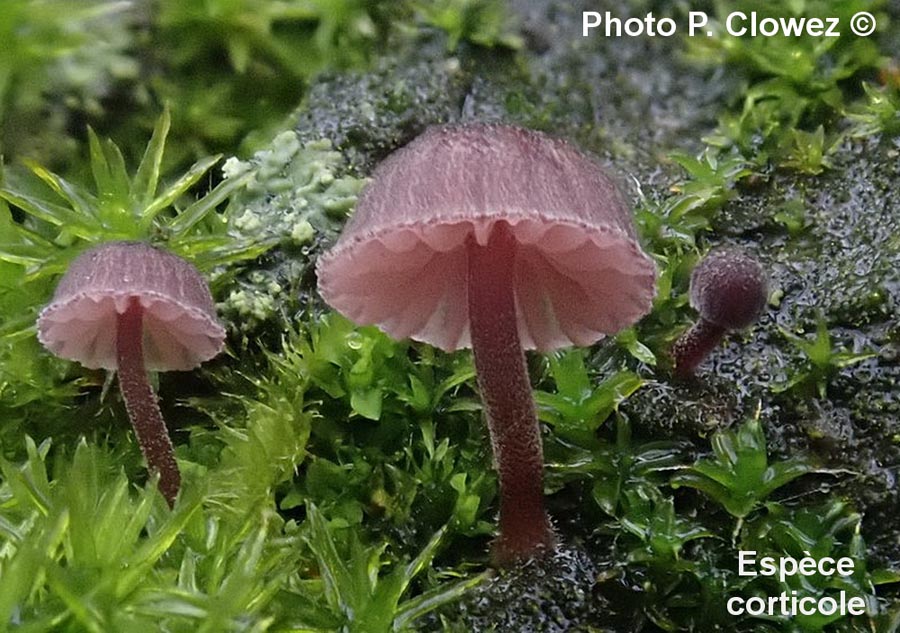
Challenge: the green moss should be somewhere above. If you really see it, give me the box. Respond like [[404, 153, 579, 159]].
[[0, 0, 135, 170], [0, 110, 266, 281], [3, 0, 900, 630], [687, 0, 885, 169], [415, 0, 523, 51]]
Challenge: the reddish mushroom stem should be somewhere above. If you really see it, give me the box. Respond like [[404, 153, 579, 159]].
[[116, 297, 181, 506], [671, 318, 727, 378], [467, 222, 555, 564]]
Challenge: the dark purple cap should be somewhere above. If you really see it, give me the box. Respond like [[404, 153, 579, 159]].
[[690, 248, 768, 330]]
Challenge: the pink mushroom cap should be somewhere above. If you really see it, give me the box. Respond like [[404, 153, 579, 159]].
[[37, 241, 226, 371], [316, 123, 657, 352]]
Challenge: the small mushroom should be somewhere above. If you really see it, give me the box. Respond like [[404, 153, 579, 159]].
[[316, 123, 656, 564], [671, 248, 768, 378], [37, 241, 225, 506]]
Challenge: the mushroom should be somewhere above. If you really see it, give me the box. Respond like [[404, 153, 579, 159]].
[[671, 248, 767, 378], [37, 241, 225, 506], [316, 123, 656, 564]]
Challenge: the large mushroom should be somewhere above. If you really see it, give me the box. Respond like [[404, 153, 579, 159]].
[[316, 123, 656, 564], [37, 241, 225, 506]]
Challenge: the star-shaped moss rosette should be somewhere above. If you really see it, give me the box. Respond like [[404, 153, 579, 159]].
[[0, 110, 272, 282]]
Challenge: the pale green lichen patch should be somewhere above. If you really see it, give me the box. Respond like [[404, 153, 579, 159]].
[[225, 131, 366, 246], [217, 132, 366, 337]]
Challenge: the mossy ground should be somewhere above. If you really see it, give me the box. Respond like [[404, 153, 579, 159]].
[[1, 0, 899, 631]]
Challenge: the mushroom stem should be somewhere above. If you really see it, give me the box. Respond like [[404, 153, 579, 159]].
[[467, 222, 555, 565], [116, 297, 181, 506], [671, 318, 727, 378]]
